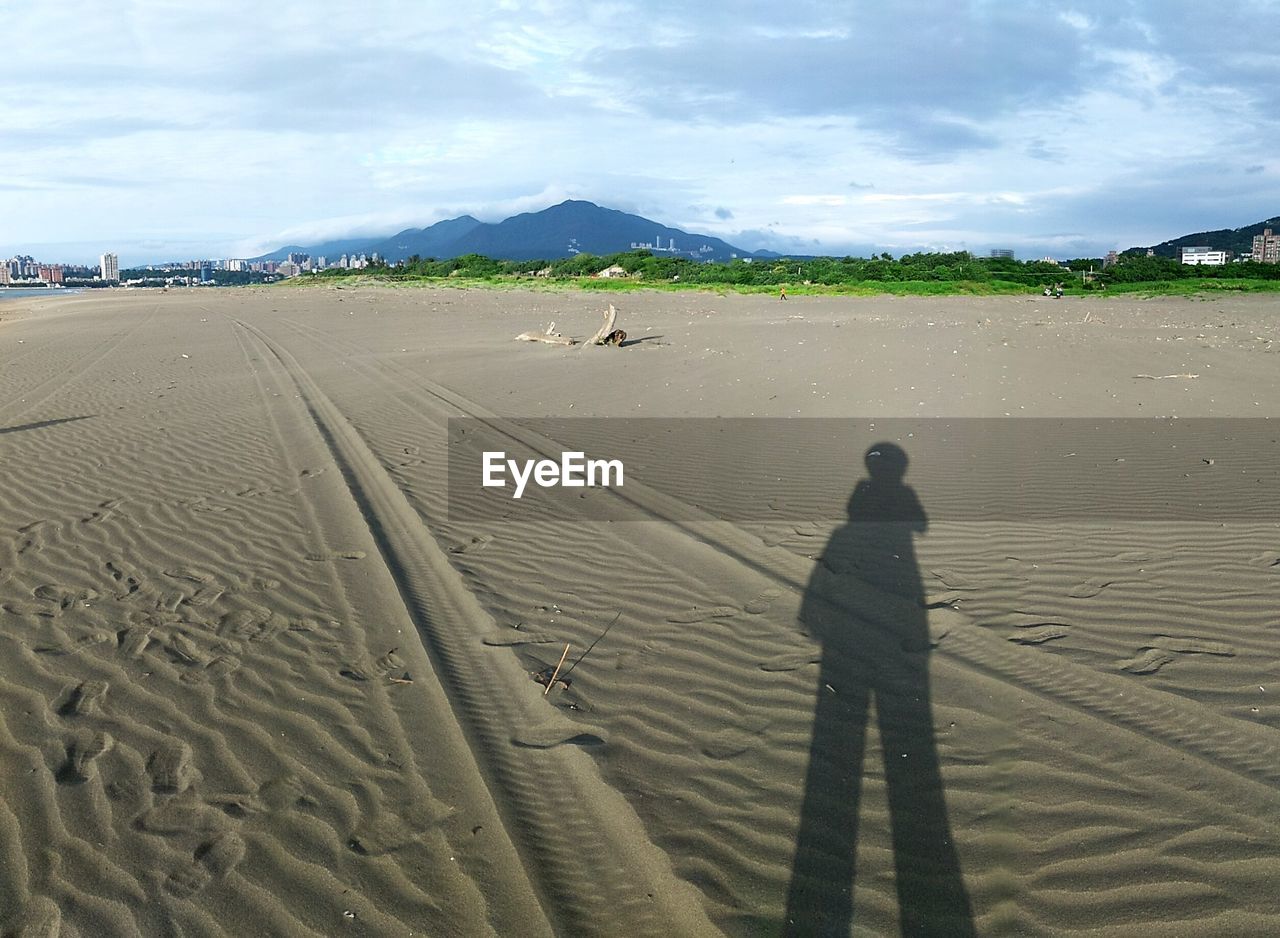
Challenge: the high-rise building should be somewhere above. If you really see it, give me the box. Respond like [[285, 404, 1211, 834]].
[[1251, 228, 1280, 264], [100, 252, 119, 282]]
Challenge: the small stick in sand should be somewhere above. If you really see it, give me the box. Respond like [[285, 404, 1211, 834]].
[[561, 612, 621, 682], [545, 643, 570, 696]]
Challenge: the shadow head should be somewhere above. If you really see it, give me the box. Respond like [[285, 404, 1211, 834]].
[[864, 442, 909, 482]]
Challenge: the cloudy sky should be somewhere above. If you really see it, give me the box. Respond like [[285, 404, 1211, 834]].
[[3, 0, 1278, 264]]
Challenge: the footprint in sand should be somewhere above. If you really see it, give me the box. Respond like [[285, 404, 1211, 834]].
[[1120, 635, 1236, 675], [148, 741, 198, 793], [1153, 635, 1236, 657], [106, 773, 155, 817], [1007, 625, 1070, 645], [106, 560, 143, 599], [448, 534, 493, 555], [1, 600, 45, 617], [57, 679, 109, 717], [183, 585, 225, 608], [58, 728, 114, 783], [759, 649, 821, 672], [188, 499, 230, 514], [924, 588, 967, 609], [759, 528, 791, 547], [137, 793, 231, 836], [1113, 550, 1164, 563], [346, 783, 453, 856], [667, 605, 739, 624], [179, 654, 240, 685], [163, 831, 246, 898], [210, 774, 309, 818], [931, 568, 982, 591], [81, 498, 125, 524], [1119, 648, 1176, 674], [700, 719, 770, 760], [34, 583, 99, 610], [217, 608, 280, 642], [305, 550, 367, 561], [118, 625, 155, 659], [339, 648, 408, 683], [165, 568, 215, 586], [744, 588, 785, 615], [1069, 577, 1114, 599], [162, 631, 207, 667], [33, 630, 114, 656], [16, 519, 50, 555]]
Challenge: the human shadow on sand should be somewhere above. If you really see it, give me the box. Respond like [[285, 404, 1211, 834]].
[[783, 443, 974, 937]]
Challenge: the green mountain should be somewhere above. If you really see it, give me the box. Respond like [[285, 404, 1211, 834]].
[[254, 201, 751, 264], [1131, 215, 1280, 259]]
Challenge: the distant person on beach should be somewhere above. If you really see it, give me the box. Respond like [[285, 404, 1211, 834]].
[[780, 286, 788, 300]]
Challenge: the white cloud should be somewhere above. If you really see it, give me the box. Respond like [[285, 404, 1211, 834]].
[[2, 0, 1279, 262]]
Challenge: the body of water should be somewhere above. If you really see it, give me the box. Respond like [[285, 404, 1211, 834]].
[[0, 287, 83, 302]]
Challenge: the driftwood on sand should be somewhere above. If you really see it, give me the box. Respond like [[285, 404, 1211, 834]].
[[514, 305, 626, 348], [515, 321, 575, 346], [583, 305, 618, 346]]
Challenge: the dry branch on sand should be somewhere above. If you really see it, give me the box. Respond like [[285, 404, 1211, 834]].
[[584, 305, 621, 347], [514, 305, 626, 348], [515, 321, 576, 346]]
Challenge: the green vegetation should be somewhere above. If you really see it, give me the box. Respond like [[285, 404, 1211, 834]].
[[290, 249, 1280, 296]]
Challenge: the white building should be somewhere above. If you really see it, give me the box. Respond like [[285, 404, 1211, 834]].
[[1180, 246, 1226, 266], [100, 252, 119, 281]]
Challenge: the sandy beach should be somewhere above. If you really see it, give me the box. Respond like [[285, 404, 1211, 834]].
[[3, 285, 1280, 936]]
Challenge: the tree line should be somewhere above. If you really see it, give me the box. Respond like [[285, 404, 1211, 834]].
[[319, 249, 1280, 289]]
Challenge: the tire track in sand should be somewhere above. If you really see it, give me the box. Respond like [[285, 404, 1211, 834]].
[[229, 321, 551, 936], [232, 320, 716, 937], [271, 315, 1280, 821]]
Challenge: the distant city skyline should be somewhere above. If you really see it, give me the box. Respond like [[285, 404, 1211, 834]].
[[3, 1, 1279, 266]]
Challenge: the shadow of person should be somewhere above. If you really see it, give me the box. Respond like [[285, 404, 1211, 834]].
[[784, 443, 974, 937]]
